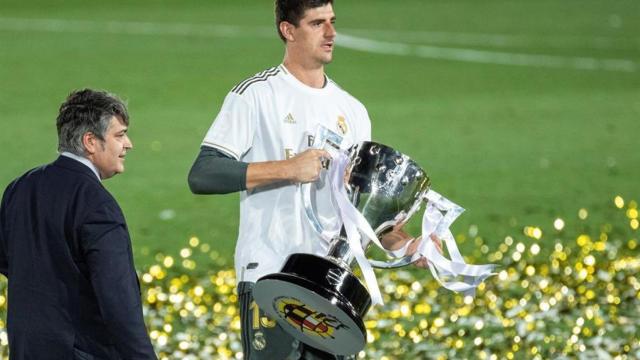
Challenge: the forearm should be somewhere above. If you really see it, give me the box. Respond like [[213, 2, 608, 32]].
[[189, 146, 329, 193], [246, 148, 329, 190], [188, 146, 294, 193], [245, 160, 295, 190]]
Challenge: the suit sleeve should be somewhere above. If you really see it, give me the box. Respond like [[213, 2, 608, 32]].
[[81, 199, 157, 359], [0, 186, 10, 277]]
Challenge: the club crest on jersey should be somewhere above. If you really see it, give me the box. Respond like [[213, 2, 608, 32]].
[[274, 296, 349, 338], [283, 113, 296, 124], [337, 116, 348, 135]]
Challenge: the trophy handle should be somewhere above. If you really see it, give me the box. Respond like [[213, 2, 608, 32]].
[[301, 125, 345, 241], [302, 181, 341, 241]]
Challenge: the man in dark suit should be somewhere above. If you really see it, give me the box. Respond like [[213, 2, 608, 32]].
[[0, 89, 157, 359]]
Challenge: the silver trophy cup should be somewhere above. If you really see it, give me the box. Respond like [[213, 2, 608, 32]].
[[253, 137, 430, 356]]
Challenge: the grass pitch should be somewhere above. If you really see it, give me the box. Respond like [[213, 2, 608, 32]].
[[0, 0, 638, 264]]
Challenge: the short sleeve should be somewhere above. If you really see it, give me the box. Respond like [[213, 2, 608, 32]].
[[201, 92, 256, 160], [355, 102, 372, 143]]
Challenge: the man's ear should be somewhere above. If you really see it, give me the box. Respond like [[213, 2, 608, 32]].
[[82, 132, 98, 155], [279, 21, 295, 42]]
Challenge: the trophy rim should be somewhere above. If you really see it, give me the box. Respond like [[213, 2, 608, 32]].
[[347, 140, 431, 234], [350, 140, 430, 183]]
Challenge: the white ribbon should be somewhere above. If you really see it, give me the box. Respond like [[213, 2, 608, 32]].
[[329, 152, 385, 305], [306, 125, 494, 304], [302, 125, 346, 242], [418, 190, 496, 295], [326, 153, 495, 304]]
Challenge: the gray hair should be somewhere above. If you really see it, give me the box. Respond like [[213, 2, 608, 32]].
[[56, 89, 129, 156]]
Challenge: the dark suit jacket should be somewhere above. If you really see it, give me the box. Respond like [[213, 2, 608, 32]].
[[0, 156, 157, 360]]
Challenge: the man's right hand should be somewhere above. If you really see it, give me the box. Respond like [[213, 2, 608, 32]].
[[245, 148, 330, 190], [286, 149, 330, 183]]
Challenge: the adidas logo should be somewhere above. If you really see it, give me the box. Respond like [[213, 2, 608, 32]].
[[283, 113, 296, 124]]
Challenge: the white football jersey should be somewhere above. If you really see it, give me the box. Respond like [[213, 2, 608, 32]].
[[202, 64, 371, 283]]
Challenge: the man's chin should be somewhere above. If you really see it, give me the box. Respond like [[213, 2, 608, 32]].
[[102, 168, 124, 180]]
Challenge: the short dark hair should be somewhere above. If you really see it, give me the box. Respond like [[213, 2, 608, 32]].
[[56, 88, 129, 156], [275, 0, 334, 42]]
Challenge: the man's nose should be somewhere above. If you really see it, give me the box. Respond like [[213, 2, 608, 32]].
[[125, 135, 133, 149], [325, 23, 336, 38]]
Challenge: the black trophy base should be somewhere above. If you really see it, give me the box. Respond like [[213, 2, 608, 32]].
[[253, 253, 372, 356]]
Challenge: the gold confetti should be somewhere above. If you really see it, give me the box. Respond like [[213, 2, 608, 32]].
[[1, 200, 637, 359]]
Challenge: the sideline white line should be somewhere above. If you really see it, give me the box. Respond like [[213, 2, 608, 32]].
[[0, 17, 274, 38], [2, 17, 635, 51], [337, 34, 637, 72], [0, 17, 636, 72], [340, 28, 640, 51]]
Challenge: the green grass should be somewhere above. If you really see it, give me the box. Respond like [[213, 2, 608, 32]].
[[0, 0, 638, 265]]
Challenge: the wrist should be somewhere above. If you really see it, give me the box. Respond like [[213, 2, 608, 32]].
[[279, 158, 297, 182]]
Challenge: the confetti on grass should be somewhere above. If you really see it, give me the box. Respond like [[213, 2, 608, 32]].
[[0, 196, 638, 359]]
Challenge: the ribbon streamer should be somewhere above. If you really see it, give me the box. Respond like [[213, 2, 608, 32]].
[[418, 191, 496, 295], [329, 152, 385, 305], [307, 125, 495, 304], [326, 153, 495, 305]]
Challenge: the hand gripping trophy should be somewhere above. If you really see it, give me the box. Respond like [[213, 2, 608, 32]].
[[253, 125, 495, 356]]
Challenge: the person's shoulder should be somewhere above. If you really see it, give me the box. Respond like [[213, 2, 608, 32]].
[[327, 78, 368, 110], [3, 163, 49, 194], [78, 179, 123, 220], [228, 65, 283, 96], [49, 157, 112, 201], [1, 161, 108, 208]]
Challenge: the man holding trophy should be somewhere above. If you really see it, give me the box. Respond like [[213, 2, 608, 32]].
[[188, 0, 435, 358]]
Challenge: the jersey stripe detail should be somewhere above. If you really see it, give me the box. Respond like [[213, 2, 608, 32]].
[[232, 67, 280, 95], [231, 67, 276, 93], [231, 68, 271, 93], [235, 67, 280, 95], [202, 141, 240, 160]]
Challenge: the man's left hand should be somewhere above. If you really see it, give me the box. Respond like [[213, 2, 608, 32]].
[[407, 234, 443, 268], [381, 224, 443, 269]]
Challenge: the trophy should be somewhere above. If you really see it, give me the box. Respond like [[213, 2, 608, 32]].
[[253, 127, 431, 356]]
